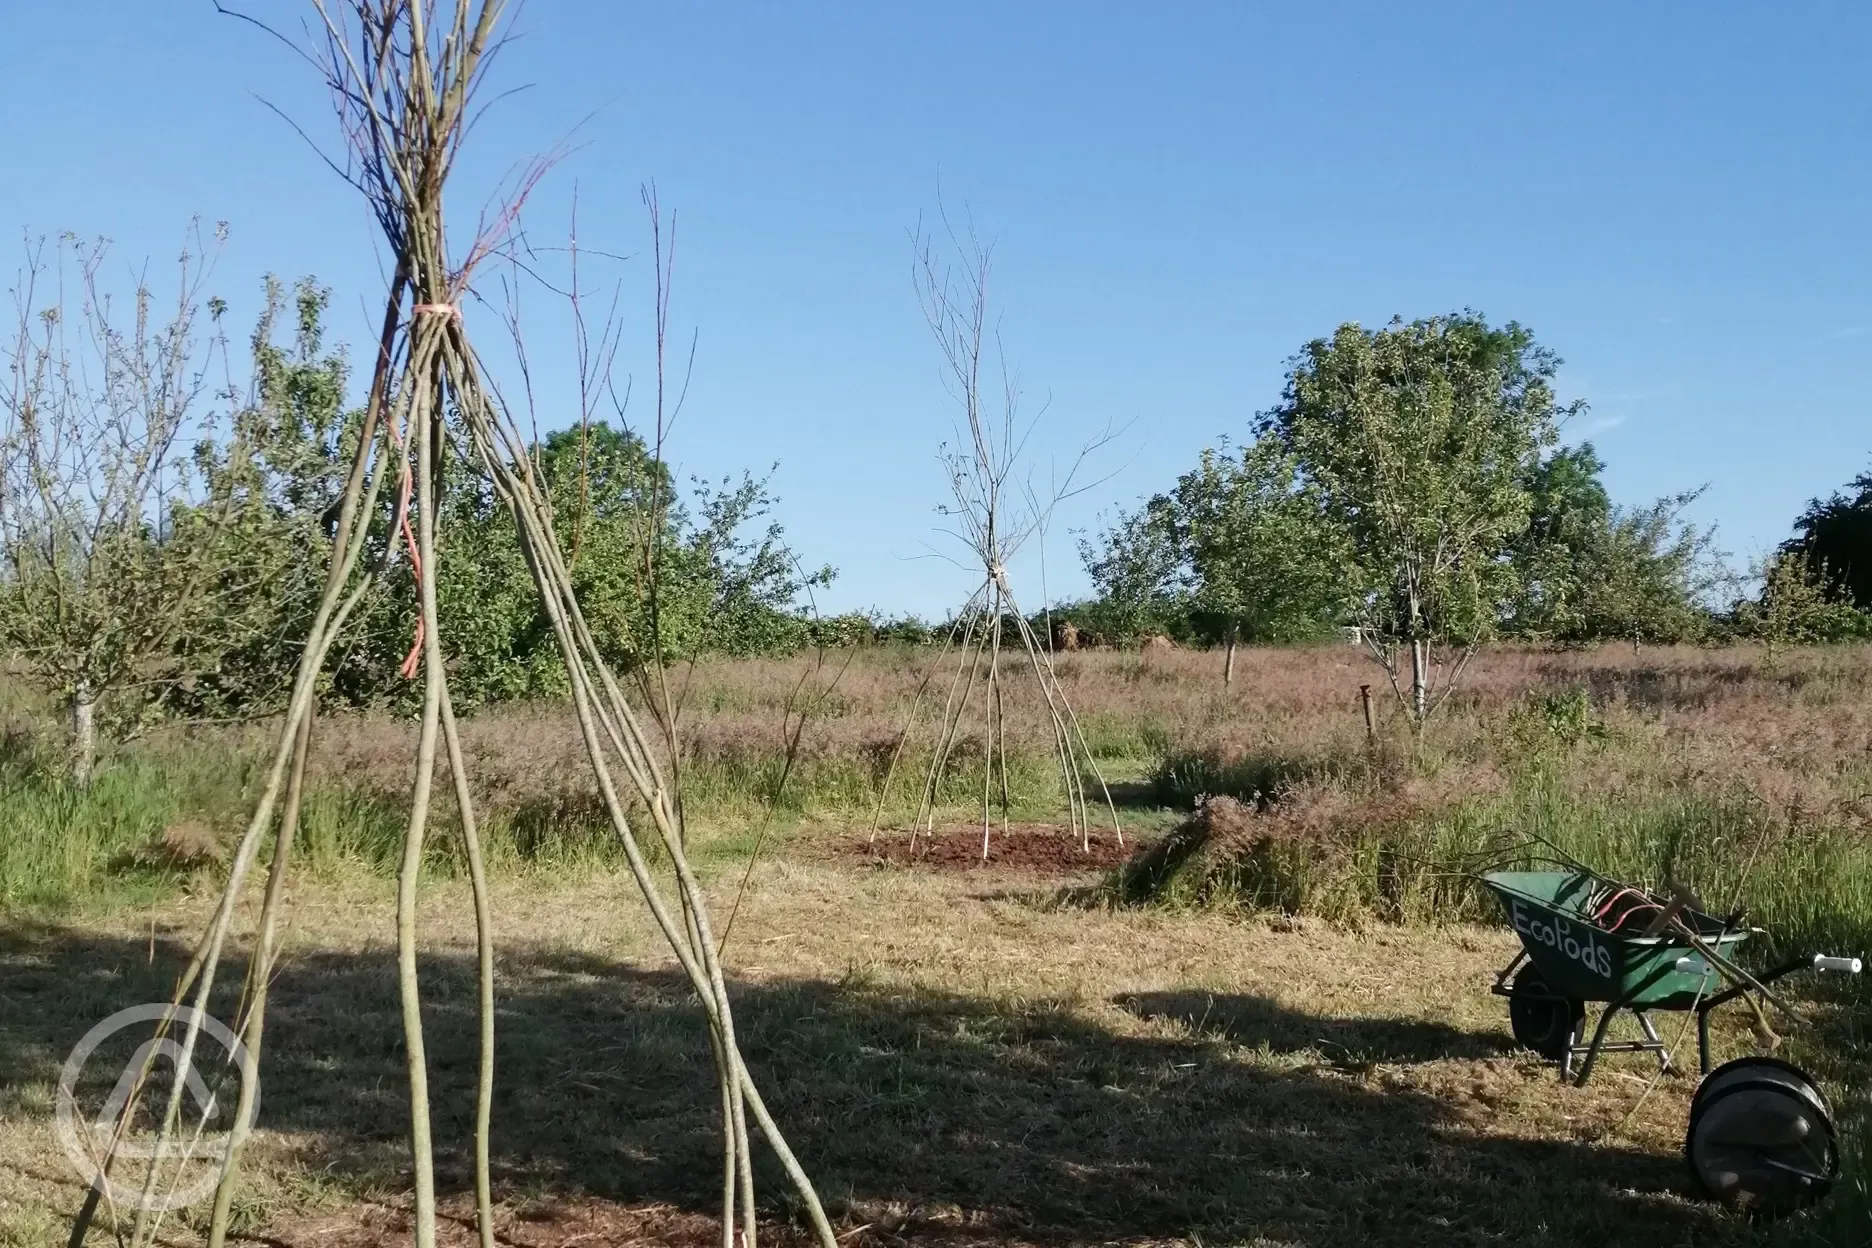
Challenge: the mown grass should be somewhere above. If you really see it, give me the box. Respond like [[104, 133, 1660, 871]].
[[0, 866, 1820, 1248]]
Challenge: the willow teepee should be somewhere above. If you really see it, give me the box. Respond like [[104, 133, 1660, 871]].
[[869, 212, 1124, 859], [74, 5, 834, 1248]]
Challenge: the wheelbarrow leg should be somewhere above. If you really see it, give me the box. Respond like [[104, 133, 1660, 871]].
[[1572, 1005, 1622, 1088], [1634, 1011, 1671, 1074], [1491, 950, 1527, 994], [1559, 1012, 1586, 1083]]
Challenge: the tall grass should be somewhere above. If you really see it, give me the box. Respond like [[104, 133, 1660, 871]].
[[8, 643, 1872, 945], [1130, 657, 1872, 962], [0, 755, 180, 908]]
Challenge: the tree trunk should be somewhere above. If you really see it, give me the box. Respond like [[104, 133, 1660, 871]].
[[70, 681, 97, 787], [1223, 624, 1239, 687], [1409, 640, 1428, 725]]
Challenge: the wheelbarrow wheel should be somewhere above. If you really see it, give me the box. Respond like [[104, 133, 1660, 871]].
[[1686, 1056, 1837, 1218], [1507, 965, 1583, 1061]]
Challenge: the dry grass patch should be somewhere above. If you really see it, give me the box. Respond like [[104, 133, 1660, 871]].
[[0, 850, 1819, 1248]]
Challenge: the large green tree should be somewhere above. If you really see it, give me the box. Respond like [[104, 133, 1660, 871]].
[[175, 279, 831, 720], [1079, 440, 1354, 672], [1255, 312, 1573, 726], [1781, 467, 1872, 609], [1506, 442, 1725, 645]]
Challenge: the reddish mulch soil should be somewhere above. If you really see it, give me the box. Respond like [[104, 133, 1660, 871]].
[[830, 823, 1135, 875], [260, 1199, 820, 1248], [259, 1198, 1028, 1248]]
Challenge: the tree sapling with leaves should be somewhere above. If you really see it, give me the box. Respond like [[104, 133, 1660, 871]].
[[1256, 312, 1570, 730]]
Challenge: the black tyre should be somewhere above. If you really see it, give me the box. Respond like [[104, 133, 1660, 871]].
[[1686, 1057, 1837, 1218], [1507, 965, 1584, 1061], [1693, 1056, 1833, 1122]]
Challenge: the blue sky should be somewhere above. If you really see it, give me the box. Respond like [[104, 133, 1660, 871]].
[[3, 3, 1868, 619]]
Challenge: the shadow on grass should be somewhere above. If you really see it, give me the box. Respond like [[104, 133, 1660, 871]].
[[1114, 990, 1517, 1068], [1097, 780, 1178, 813], [0, 921, 1762, 1248], [1531, 661, 1760, 714]]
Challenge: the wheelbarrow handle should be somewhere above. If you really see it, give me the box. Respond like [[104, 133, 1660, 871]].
[[1812, 954, 1863, 974]]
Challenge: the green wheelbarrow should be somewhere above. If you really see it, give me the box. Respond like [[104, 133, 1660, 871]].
[[1478, 869, 1861, 1088], [1479, 867, 1864, 1216]]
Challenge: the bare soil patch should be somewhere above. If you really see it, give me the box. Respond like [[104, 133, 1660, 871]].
[[262, 1197, 830, 1248], [262, 1195, 1025, 1248], [831, 823, 1136, 874]]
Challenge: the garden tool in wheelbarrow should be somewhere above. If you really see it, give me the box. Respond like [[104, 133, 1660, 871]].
[[1476, 865, 1862, 1217]]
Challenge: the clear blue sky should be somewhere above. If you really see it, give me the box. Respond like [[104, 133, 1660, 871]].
[[4, 3, 1868, 619]]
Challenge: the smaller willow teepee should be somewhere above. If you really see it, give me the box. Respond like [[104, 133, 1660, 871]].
[[869, 215, 1123, 859], [74, 6, 834, 1248]]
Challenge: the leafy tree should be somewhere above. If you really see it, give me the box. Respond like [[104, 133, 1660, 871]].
[[1782, 467, 1872, 609], [1737, 548, 1872, 666], [1561, 493, 1725, 646], [1505, 442, 1612, 630], [419, 421, 832, 708], [1078, 438, 1355, 672], [1506, 442, 1726, 646], [1077, 493, 1190, 642], [169, 274, 366, 718], [1256, 312, 1573, 727], [1170, 437, 1355, 681], [178, 286, 833, 718], [0, 227, 251, 781]]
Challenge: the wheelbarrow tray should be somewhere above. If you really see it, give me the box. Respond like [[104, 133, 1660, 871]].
[[1481, 869, 1749, 1011]]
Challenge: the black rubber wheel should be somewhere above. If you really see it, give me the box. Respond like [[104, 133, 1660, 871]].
[[1507, 965, 1585, 1061], [1686, 1057, 1837, 1218], [1692, 1055, 1834, 1122]]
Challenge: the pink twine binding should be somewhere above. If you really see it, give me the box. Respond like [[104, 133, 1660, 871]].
[[390, 300, 462, 678]]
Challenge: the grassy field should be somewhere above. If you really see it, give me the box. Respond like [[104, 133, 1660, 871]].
[[0, 642, 1868, 1246]]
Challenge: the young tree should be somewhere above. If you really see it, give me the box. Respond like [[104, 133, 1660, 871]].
[[172, 274, 368, 717], [1257, 313, 1573, 728], [1078, 492, 1189, 641], [1738, 548, 1870, 666], [1171, 437, 1356, 683], [0, 226, 240, 782], [1554, 492, 1726, 647]]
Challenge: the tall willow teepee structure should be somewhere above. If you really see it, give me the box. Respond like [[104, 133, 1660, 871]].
[[869, 214, 1124, 859], [75, 5, 835, 1248]]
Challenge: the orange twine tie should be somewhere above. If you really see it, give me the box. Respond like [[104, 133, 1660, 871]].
[[391, 300, 461, 679]]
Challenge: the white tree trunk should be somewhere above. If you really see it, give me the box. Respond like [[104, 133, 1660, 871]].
[[71, 680, 97, 786], [1223, 624, 1239, 687]]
